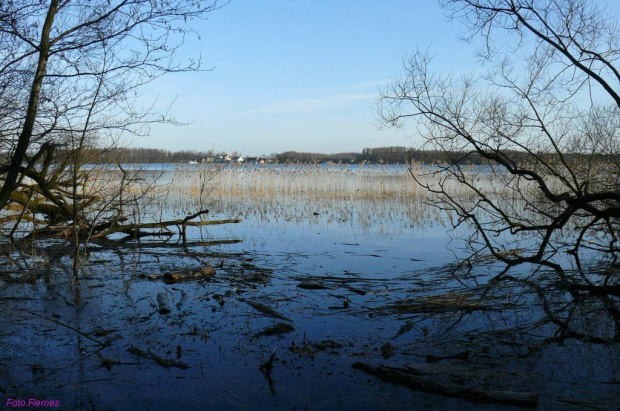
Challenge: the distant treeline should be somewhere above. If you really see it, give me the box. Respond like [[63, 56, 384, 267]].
[[80, 146, 500, 165], [85, 148, 222, 164], [274, 147, 502, 165], [83, 146, 456, 164], [78, 146, 609, 166], [272, 147, 616, 165]]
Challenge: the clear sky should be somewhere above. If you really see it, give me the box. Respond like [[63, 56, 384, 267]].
[[132, 0, 616, 156]]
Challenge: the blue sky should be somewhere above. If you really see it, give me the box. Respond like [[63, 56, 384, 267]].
[[135, 1, 500, 155]]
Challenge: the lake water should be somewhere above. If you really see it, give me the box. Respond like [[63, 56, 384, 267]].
[[0, 164, 619, 409]]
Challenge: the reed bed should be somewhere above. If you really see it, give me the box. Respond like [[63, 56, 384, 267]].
[[173, 164, 420, 200], [164, 163, 546, 201], [1, 163, 565, 237], [91, 163, 548, 208], [4, 162, 557, 239], [111, 163, 542, 228]]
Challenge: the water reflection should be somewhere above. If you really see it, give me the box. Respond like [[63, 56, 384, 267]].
[[0, 166, 619, 409]]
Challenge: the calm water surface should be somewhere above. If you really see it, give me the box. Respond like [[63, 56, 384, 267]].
[[1, 165, 619, 410]]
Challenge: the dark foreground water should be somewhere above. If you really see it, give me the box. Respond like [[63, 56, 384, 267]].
[[1, 192, 620, 410]]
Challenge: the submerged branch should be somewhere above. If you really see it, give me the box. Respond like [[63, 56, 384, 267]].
[[352, 362, 539, 408]]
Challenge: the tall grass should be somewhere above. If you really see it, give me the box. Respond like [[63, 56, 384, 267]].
[[167, 163, 420, 201], [128, 163, 446, 232]]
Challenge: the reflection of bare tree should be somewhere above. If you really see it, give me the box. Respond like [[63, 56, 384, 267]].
[[388, 261, 620, 343], [379, 0, 620, 266], [374, 4, 620, 402], [367, 259, 620, 407]]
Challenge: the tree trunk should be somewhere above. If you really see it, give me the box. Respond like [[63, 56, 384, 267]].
[[0, 1, 58, 210]]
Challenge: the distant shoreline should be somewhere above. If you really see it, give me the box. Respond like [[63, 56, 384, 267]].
[[77, 145, 613, 167]]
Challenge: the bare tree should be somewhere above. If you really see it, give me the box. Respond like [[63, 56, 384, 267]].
[[0, 1, 224, 212], [0, 1, 231, 279], [379, 0, 620, 268]]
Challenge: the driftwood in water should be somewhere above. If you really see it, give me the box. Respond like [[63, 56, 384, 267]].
[[241, 299, 293, 322], [392, 321, 414, 339], [344, 284, 368, 295], [352, 362, 538, 408], [90, 214, 242, 240], [425, 350, 470, 363], [384, 292, 486, 314], [297, 281, 329, 290], [255, 323, 295, 338], [162, 266, 216, 284], [24, 206, 241, 241], [157, 293, 171, 314], [97, 239, 242, 254]]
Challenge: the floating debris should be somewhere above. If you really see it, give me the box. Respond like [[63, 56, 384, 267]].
[[162, 266, 216, 283], [392, 321, 414, 339], [352, 362, 538, 408], [92, 329, 119, 338], [344, 284, 367, 296], [381, 342, 395, 359], [241, 298, 293, 322], [383, 292, 488, 314], [313, 340, 343, 351], [297, 281, 328, 290], [255, 323, 295, 337], [425, 350, 469, 363], [157, 293, 171, 314]]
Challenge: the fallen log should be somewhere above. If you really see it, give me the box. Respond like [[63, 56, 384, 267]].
[[162, 266, 216, 284], [241, 298, 293, 322], [100, 239, 242, 251], [89, 208, 241, 239], [185, 218, 242, 227], [352, 362, 538, 408]]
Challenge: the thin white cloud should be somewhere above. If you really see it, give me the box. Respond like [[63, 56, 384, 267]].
[[350, 79, 391, 89], [249, 92, 377, 115]]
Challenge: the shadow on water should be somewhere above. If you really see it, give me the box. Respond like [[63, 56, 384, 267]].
[[1, 166, 619, 409]]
